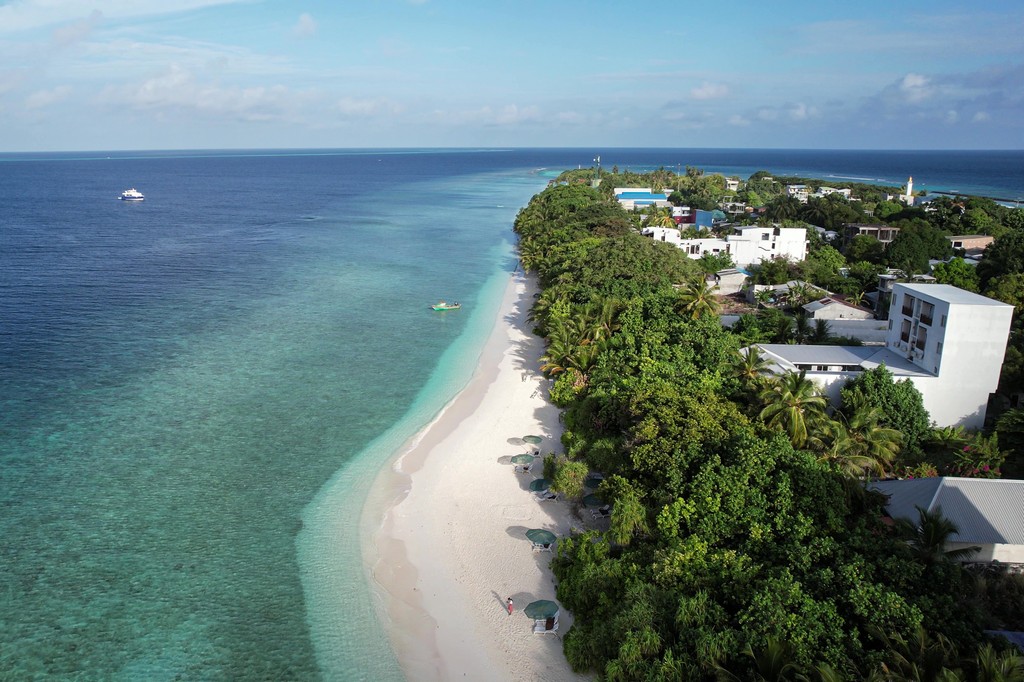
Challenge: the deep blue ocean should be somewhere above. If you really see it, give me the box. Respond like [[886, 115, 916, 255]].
[[1, 148, 1022, 680]]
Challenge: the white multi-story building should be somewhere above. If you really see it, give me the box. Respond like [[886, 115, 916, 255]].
[[786, 184, 809, 202], [726, 226, 807, 266], [641, 225, 807, 267], [756, 283, 1014, 428]]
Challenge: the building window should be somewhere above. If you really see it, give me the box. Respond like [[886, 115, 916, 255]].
[[936, 341, 943, 355], [902, 295, 915, 317], [941, 314, 946, 328], [901, 319, 911, 343], [888, 320, 893, 330], [920, 302, 934, 326]]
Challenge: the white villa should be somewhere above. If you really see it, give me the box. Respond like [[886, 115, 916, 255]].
[[614, 187, 671, 210], [756, 283, 1014, 428], [802, 297, 874, 321], [641, 225, 807, 267], [869, 477, 1024, 569]]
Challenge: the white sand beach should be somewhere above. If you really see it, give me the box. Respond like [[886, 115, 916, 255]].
[[364, 271, 591, 681]]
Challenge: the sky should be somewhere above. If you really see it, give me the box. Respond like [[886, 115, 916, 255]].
[[0, 0, 1022, 152]]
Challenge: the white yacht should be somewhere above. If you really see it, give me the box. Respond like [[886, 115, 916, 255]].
[[119, 188, 145, 201]]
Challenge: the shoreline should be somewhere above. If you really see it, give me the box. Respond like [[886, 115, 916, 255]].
[[361, 270, 589, 681]]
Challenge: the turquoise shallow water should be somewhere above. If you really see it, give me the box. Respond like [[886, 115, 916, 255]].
[[0, 152, 548, 680]]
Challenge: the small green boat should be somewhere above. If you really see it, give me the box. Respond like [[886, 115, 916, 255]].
[[431, 301, 461, 311]]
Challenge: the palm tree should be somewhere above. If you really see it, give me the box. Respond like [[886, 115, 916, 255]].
[[974, 643, 1024, 682], [586, 297, 622, 344], [754, 288, 775, 308], [793, 314, 812, 344], [678, 276, 721, 319], [810, 319, 832, 344], [732, 346, 776, 384], [821, 406, 902, 477], [766, 196, 802, 221], [896, 506, 981, 564], [872, 626, 961, 682], [759, 371, 828, 448], [608, 489, 648, 546], [646, 207, 676, 229], [715, 638, 802, 682]]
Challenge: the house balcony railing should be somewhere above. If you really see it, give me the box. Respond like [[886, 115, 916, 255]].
[[920, 314, 933, 326], [902, 305, 914, 316]]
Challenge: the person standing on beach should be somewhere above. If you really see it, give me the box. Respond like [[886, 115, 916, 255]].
[[506, 597, 514, 616]]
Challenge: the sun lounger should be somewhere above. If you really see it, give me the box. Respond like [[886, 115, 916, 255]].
[[533, 617, 559, 635], [590, 505, 611, 519], [531, 542, 553, 553], [515, 463, 532, 474], [535, 491, 557, 502]]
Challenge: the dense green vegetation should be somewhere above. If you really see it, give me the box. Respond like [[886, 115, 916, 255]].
[[514, 180, 1024, 681]]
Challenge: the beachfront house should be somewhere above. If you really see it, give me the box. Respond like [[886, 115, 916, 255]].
[[814, 187, 853, 199], [614, 187, 671, 211], [726, 226, 807, 266], [786, 184, 809, 203], [850, 224, 901, 245], [869, 477, 1024, 571], [948, 235, 994, 256], [640, 225, 807, 268], [755, 283, 1014, 429], [802, 297, 874, 321]]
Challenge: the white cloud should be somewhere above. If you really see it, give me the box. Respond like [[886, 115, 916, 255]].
[[51, 10, 102, 47], [0, 0, 250, 34], [334, 96, 402, 118], [98, 64, 315, 122], [789, 102, 817, 121], [899, 73, 932, 103], [972, 111, 990, 123], [690, 82, 728, 100], [728, 114, 750, 127], [25, 85, 72, 108], [291, 13, 316, 39], [439, 103, 543, 127], [945, 110, 959, 124]]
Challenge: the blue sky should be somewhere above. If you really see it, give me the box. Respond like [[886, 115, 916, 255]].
[[1, 0, 1022, 151]]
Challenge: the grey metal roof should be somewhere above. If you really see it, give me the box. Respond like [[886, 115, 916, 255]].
[[758, 344, 875, 366], [755, 345, 931, 376], [869, 478, 1024, 545]]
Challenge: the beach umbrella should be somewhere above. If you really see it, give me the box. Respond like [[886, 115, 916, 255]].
[[529, 478, 550, 492], [524, 600, 559, 620], [582, 493, 605, 507], [510, 454, 535, 464], [525, 529, 557, 545], [522, 435, 543, 445], [584, 476, 604, 490]]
